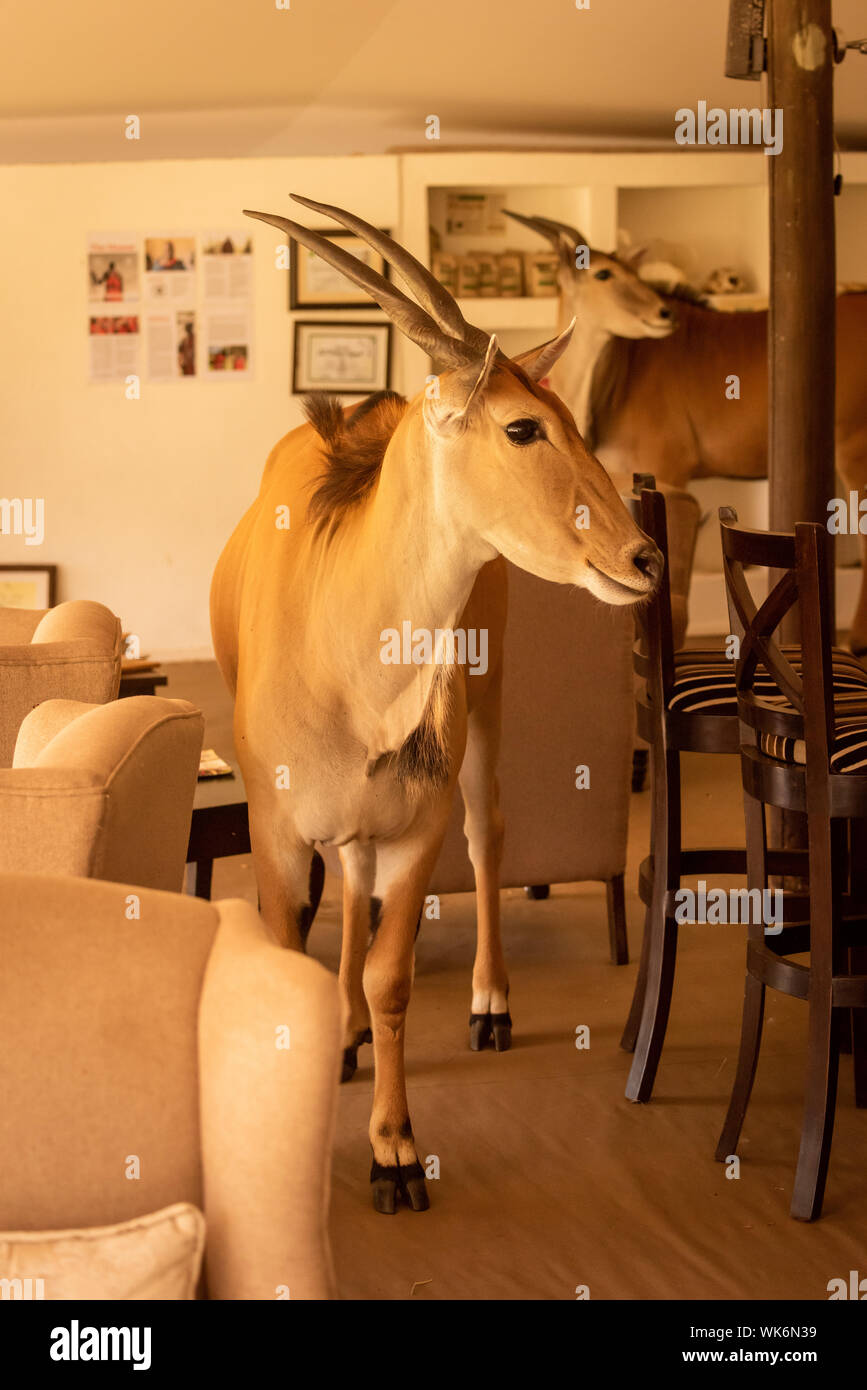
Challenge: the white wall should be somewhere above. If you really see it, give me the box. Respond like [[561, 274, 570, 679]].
[[2, 150, 864, 654], [0, 155, 398, 656], [618, 184, 769, 291]]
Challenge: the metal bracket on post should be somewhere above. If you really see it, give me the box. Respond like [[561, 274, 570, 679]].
[[725, 0, 767, 79], [832, 29, 867, 62]]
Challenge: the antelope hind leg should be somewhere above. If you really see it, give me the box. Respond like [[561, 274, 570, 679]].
[[460, 671, 510, 1051], [338, 841, 376, 1082]]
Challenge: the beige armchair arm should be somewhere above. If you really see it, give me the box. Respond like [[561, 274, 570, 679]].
[[0, 766, 103, 876], [199, 899, 344, 1301], [30, 599, 122, 655]]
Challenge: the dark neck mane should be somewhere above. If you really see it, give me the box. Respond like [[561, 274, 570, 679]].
[[304, 390, 409, 533]]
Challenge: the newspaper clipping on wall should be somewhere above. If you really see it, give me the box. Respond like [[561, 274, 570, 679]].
[[88, 314, 141, 382], [202, 230, 252, 376], [87, 230, 252, 382], [145, 308, 197, 381]]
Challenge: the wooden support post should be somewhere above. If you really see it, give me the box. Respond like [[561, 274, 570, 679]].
[[766, 0, 836, 859], [767, 0, 836, 577]]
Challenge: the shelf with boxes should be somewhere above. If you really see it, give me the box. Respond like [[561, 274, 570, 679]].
[[427, 187, 565, 328]]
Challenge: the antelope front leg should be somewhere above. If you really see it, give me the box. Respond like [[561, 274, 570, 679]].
[[246, 783, 318, 951], [363, 885, 426, 1213], [363, 833, 448, 1214]]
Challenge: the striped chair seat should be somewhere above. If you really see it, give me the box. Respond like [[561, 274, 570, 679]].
[[668, 649, 867, 717], [760, 723, 867, 774]]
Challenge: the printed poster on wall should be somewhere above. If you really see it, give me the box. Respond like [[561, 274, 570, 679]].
[[88, 314, 140, 382], [88, 234, 140, 304], [202, 230, 253, 376], [201, 230, 253, 301], [144, 235, 196, 302], [205, 309, 251, 375], [145, 308, 197, 381]]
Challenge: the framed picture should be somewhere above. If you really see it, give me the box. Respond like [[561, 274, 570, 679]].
[[289, 230, 391, 310], [292, 321, 392, 395], [0, 564, 57, 609]]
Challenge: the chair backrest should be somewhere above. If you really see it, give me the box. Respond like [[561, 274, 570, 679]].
[[6, 696, 204, 891], [627, 473, 676, 708], [0, 873, 217, 1234], [0, 600, 122, 767], [718, 507, 836, 766]]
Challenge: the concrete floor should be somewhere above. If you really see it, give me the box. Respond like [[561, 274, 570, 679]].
[[166, 660, 867, 1301]]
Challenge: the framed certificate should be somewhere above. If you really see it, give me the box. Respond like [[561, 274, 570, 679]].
[[292, 321, 392, 395]]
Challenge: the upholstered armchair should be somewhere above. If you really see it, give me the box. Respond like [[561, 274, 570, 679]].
[[0, 872, 343, 1300], [0, 695, 204, 891], [0, 600, 122, 767], [428, 564, 635, 956]]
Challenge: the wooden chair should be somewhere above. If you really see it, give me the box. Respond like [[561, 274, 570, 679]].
[[621, 477, 867, 1103], [715, 511, 867, 1221], [621, 477, 745, 1100]]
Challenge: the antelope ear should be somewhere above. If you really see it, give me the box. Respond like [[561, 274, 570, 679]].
[[513, 319, 575, 382], [424, 334, 498, 437], [622, 243, 649, 268]]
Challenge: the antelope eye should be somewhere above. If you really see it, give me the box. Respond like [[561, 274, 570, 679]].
[[594, 268, 613, 281], [504, 418, 542, 445]]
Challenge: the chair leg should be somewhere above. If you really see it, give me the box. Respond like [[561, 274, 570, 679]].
[[624, 745, 680, 1102], [716, 973, 765, 1160], [620, 899, 650, 1050], [790, 997, 840, 1221], [624, 906, 677, 1102], [606, 873, 629, 966]]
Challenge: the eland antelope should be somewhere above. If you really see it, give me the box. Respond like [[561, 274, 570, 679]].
[[509, 211, 867, 652], [210, 196, 661, 1213]]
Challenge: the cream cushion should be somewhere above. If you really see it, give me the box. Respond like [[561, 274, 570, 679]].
[[0, 1203, 205, 1300]]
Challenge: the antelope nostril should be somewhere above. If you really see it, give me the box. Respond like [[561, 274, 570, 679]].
[[633, 545, 662, 585], [658, 307, 672, 320]]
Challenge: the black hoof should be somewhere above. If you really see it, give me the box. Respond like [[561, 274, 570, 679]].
[[341, 1027, 372, 1083], [469, 1011, 512, 1052], [370, 1160, 429, 1214], [492, 1013, 512, 1052], [469, 1013, 492, 1051]]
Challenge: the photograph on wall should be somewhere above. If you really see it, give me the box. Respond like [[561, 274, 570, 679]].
[[202, 231, 253, 301], [205, 308, 250, 374], [88, 314, 140, 382], [290, 229, 390, 309], [144, 235, 196, 301], [0, 565, 56, 610], [146, 308, 196, 380], [87, 235, 139, 303], [292, 320, 391, 394]]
